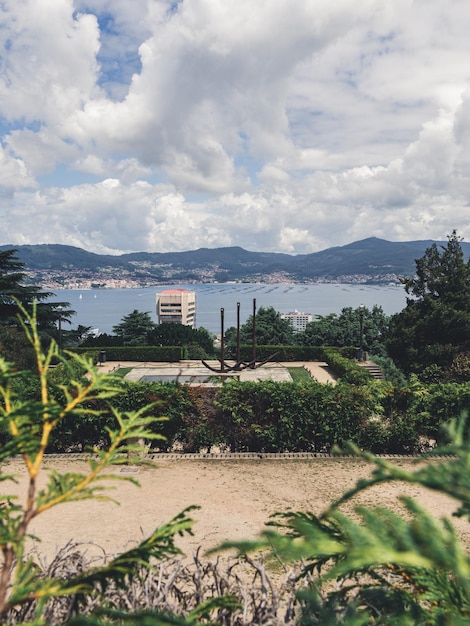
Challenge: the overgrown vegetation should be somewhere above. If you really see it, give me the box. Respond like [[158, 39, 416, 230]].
[[0, 303, 202, 624], [5, 233, 470, 624], [219, 416, 470, 625], [387, 230, 470, 379], [12, 373, 465, 456]]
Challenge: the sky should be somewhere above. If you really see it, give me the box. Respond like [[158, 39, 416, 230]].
[[0, 0, 470, 255]]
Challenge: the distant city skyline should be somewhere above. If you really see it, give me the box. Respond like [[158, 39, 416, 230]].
[[1, 1, 469, 255]]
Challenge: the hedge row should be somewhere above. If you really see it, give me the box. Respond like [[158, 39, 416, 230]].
[[72, 344, 358, 365], [74, 345, 184, 362], [46, 377, 428, 455], [231, 344, 359, 362], [322, 348, 373, 385]]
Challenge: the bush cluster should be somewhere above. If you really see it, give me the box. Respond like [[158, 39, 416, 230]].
[[73, 344, 358, 365], [75, 345, 183, 362], [35, 375, 469, 455]]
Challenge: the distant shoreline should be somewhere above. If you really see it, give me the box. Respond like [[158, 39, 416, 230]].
[[33, 277, 403, 290]]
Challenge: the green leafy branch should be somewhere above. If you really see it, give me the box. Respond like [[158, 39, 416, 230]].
[[215, 415, 470, 624], [0, 303, 185, 621]]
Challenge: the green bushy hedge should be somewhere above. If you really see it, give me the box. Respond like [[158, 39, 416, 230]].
[[42, 376, 421, 455], [322, 347, 372, 384], [73, 343, 358, 367], [213, 379, 376, 452], [36, 352, 470, 455], [235, 344, 357, 362], [74, 345, 183, 362]]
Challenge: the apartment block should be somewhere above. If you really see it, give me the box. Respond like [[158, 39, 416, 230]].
[[156, 289, 196, 327], [280, 310, 313, 332]]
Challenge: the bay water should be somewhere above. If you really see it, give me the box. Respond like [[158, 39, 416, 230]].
[[56, 283, 407, 335]]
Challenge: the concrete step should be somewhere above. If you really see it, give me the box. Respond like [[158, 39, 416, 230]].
[[358, 361, 385, 380]]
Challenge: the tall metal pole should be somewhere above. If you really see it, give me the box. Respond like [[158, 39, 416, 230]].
[[236, 302, 241, 364], [57, 305, 63, 352], [359, 303, 365, 362], [252, 298, 256, 367], [220, 307, 225, 372]]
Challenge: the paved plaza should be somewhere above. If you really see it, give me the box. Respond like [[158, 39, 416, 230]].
[[98, 360, 336, 385]]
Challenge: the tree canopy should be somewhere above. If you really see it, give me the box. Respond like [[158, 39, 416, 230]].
[[148, 322, 215, 355], [0, 249, 73, 362], [83, 312, 216, 356], [402, 230, 470, 308], [301, 305, 389, 356], [112, 310, 156, 345], [0, 249, 55, 325], [387, 231, 470, 376], [225, 305, 295, 351]]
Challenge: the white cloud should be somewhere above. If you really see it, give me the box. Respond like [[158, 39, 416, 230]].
[[0, 1, 100, 122], [0, 146, 36, 192], [1, 0, 470, 254]]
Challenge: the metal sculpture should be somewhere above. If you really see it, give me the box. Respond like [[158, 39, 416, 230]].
[[202, 298, 278, 373]]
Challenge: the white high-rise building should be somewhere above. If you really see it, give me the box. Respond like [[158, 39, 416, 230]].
[[156, 289, 196, 328], [280, 310, 313, 332]]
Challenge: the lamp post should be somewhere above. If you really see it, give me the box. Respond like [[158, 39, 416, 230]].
[[251, 298, 257, 368], [220, 307, 225, 373], [359, 303, 365, 362], [236, 301, 241, 364], [57, 306, 63, 352]]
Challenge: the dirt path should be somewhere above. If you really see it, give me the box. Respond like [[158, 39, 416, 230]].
[[2, 457, 466, 563]]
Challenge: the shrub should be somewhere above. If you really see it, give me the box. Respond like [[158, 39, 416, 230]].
[[235, 344, 332, 362], [74, 345, 183, 362], [215, 380, 377, 453], [322, 347, 372, 385]]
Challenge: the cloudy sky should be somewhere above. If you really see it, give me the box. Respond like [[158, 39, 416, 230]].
[[0, 0, 469, 255]]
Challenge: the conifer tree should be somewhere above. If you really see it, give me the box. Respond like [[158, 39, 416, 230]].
[[0, 248, 72, 333], [387, 231, 470, 375]]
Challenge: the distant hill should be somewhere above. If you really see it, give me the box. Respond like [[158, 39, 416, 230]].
[[2, 237, 470, 284]]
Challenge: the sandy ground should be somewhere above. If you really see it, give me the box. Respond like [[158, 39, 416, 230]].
[[2, 456, 468, 563]]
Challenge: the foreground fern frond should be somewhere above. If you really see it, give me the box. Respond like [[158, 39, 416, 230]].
[[217, 417, 470, 625], [0, 304, 207, 626]]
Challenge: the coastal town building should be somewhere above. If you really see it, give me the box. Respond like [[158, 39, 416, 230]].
[[156, 288, 196, 327], [280, 310, 313, 332]]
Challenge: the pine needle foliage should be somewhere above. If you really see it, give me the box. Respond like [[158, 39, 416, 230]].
[[0, 303, 209, 625], [217, 418, 470, 624]]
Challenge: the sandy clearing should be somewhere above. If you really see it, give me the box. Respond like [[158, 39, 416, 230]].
[[1, 456, 467, 563]]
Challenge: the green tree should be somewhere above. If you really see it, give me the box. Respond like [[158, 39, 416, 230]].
[[0, 250, 73, 358], [226, 305, 295, 350], [301, 305, 389, 356], [83, 319, 216, 357], [148, 323, 215, 356], [112, 309, 156, 345], [387, 231, 470, 375], [193, 326, 215, 354], [149, 321, 196, 346], [402, 229, 470, 307], [0, 249, 47, 325], [0, 325, 36, 370], [61, 324, 94, 348]]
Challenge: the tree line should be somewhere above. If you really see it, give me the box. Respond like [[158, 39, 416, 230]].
[[3, 230, 470, 386]]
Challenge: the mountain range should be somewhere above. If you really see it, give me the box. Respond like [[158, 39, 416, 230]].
[[2, 237, 469, 285]]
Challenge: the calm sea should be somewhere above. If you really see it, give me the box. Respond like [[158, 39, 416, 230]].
[[55, 283, 407, 335]]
